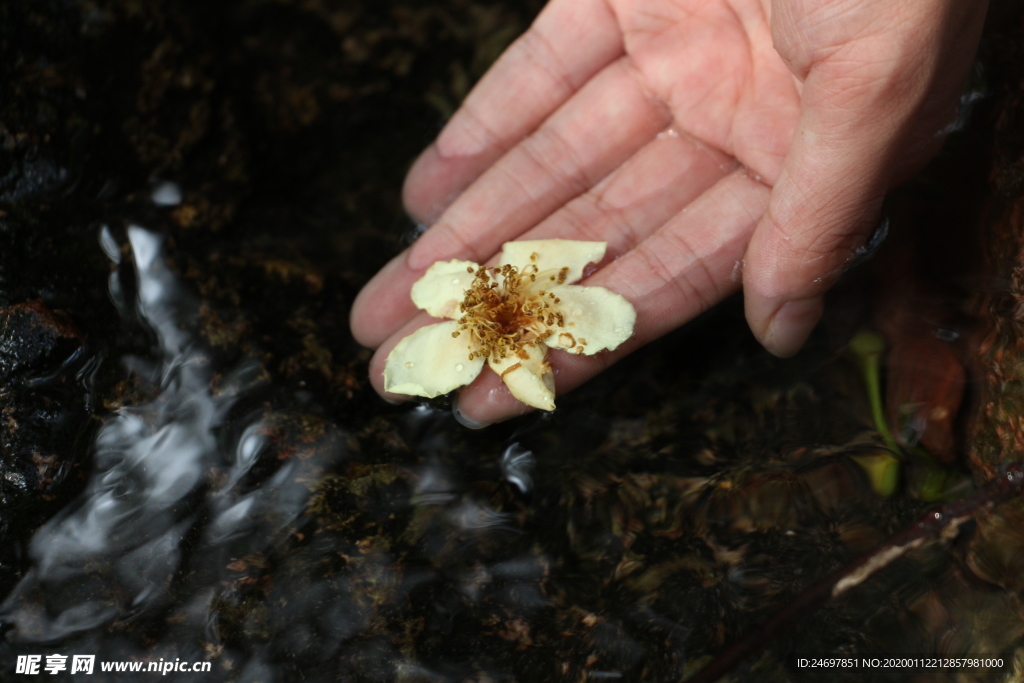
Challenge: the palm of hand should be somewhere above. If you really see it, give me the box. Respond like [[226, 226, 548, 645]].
[[617, 0, 796, 182]]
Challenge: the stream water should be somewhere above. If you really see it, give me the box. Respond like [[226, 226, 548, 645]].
[[1, 1, 1023, 682]]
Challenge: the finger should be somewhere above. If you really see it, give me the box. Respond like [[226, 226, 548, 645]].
[[351, 126, 732, 349], [406, 57, 672, 271], [742, 93, 894, 358], [403, 0, 624, 224], [742, 41, 971, 355], [746, 0, 989, 358], [349, 251, 423, 348], [453, 170, 770, 425]]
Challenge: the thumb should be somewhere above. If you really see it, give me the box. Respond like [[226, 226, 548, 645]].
[[742, 76, 891, 357], [746, 0, 987, 357], [745, 35, 955, 355]]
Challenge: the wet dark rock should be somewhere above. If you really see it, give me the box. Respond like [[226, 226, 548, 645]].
[[0, 301, 91, 506], [0, 301, 93, 596], [0, 301, 83, 384]]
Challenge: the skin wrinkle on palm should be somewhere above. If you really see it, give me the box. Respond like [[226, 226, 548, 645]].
[[382, 239, 636, 412]]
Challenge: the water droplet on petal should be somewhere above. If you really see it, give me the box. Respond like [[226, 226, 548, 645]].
[[405, 362, 414, 368], [455, 363, 464, 372], [451, 278, 461, 285]]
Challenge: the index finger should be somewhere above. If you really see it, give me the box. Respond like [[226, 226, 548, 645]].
[[403, 0, 624, 224]]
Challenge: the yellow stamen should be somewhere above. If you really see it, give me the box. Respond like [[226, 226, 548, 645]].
[[455, 262, 558, 362]]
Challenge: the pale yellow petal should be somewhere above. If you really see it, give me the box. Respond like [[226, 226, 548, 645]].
[[487, 343, 556, 411], [384, 321, 485, 398], [499, 240, 606, 286], [546, 285, 635, 355], [411, 259, 480, 319]]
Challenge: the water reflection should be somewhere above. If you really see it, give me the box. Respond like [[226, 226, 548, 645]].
[[2, 228, 268, 643], [501, 442, 535, 495], [150, 182, 183, 208]]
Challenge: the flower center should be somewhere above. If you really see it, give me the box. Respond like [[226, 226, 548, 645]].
[[452, 256, 570, 362]]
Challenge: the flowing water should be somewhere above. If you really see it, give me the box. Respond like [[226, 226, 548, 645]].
[[2, 1, 1024, 682]]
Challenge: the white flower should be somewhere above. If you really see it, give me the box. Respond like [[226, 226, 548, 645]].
[[383, 239, 636, 411]]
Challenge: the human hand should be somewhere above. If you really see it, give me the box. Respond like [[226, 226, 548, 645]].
[[351, 0, 988, 426]]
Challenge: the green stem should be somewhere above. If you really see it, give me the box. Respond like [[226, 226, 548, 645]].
[[849, 329, 901, 455]]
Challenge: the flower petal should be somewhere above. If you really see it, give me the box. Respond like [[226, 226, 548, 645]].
[[384, 321, 485, 398], [546, 285, 636, 355], [411, 259, 480, 319], [488, 343, 556, 411], [499, 240, 606, 285]]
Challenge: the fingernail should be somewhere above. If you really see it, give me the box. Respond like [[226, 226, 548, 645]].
[[764, 297, 823, 358], [381, 397, 404, 406], [452, 394, 490, 430]]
